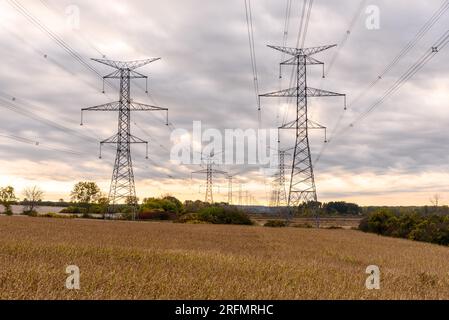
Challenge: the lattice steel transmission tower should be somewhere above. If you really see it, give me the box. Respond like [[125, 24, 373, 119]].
[[260, 45, 346, 207], [191, 154, 227, 204], [269, 149, 288, 208], [276, 150, 288, 206], [227, 175, 234, 205], [81, 58, 168, 215]]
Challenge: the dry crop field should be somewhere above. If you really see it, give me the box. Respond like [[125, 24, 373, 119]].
[[1, 216, 449, 300]]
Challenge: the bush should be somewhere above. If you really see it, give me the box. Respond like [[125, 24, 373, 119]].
[[293, 223, 313, 229], [140, 196, 184, 216], [183, 200, 210, 213], [198, 206, 253, 225], [264, 220, 288, 228], [39, 213, 76, 219], [138, 209, 176, 221], [60, 206, 86, 214], [23, 210, 38, 217], [179, 206, 253, 225], [323, 201, 361, 215], [359, 209, 449, 246]]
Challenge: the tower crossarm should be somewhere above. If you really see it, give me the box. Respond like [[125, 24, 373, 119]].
[[100, 134, 148, 144], [191, 169, 228, 176], [82, 101, 121, 112], [104, 70, 148, 79], [281, 56, 324, 66], [260, 87, 298, 98], [260, 87, 345, 98], [267, 44, 337, 57], [306, 87, 346, 98], [130, 102, 168, 112], [91, 58, 161, 70], [99, 133, 149, 159]]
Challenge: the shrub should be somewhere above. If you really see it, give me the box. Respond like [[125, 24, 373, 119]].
[[293, 223, 313, 229], [197, 206, 253, 225], [140, 196, 184, 215], [37, 212, 76, 219], [179, 206, 253, 225], [138, 209, 176, 221], [60, 206, 86, 214], [323, 201, 361, 215], [264, 220, 288, 228], [23, 210, 38, 217], [359, 209, 449, 246], [183, 200, 210, 213]]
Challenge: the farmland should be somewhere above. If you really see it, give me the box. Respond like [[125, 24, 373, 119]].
[[1, 216, 449, 300]]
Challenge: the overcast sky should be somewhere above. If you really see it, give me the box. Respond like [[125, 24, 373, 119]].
[[0, 0, 448, 205]]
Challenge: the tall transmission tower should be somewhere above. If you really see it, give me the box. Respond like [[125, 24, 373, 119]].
[[275, 149, 288, 207], [227, 175, 234, 205], [81, 58, 168, 216], [191, 154, 227, 204], [260, 45, 346, 208]]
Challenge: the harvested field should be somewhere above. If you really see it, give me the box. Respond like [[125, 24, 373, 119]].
[[1, 216, 448, 299]]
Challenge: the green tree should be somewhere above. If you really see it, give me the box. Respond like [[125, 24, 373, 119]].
[[70, 182, 101, 204], [0, 186, 17, 215], [125, 196, 139, 206]]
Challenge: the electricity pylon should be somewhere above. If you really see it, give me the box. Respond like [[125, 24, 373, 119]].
[[191, 153, 227, 204], [81, 58, 168, 217], [260, 45, 346, 208], [275, 149, 288, 207], [227, 175, 234, 205]]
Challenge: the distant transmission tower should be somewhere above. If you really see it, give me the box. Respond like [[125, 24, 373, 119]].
[[269, 149, 287, 210], [260, 45, 346, 207], [276, 149, 288, 207], [191, 153, 227, 204], [227, 175, 234, 205], [81, 58, 168, 216]]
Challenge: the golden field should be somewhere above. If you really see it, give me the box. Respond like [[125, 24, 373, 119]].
[[1, 216, 449, 300]]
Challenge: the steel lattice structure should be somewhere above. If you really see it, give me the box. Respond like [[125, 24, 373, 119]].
[[227, 175, 234, 205], [276, 150, 288, 207], [81, 58, 168, 217], [260, 45, 346, 208], [192, 154, 227, 204]]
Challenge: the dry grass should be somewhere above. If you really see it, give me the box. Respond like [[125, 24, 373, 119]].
[[1, 216, 449, 300]]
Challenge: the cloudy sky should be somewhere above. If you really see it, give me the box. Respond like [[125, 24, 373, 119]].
[[0, 0, 448, 205]]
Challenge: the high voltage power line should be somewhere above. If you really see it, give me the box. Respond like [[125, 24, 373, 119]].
[[315, 1, 449, 165], [347, 30, 449, 128], [244, 0, 261, 127], [348, 0, 449, 110], [36, 0, 176, 133], [4, 0, 174, 166], [282, 0, 313, 126], [324, 0, 368, 78], [6, 0, 117, 91], [39, 0, 106, 59], [316, 29, 449, 165]]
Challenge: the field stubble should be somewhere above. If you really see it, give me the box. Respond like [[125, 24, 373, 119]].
[[1, 216, 449, 299]]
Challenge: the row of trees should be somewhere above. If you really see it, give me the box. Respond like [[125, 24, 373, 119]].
[[0, 186, 44, 215], [0, 182, 106, 215], [359, 208, 449, 246], [294, 201, 362, 216]]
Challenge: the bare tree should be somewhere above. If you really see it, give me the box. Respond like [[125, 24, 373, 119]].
[[430, 193, 442, 208], [23, 186, 44, 213]]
